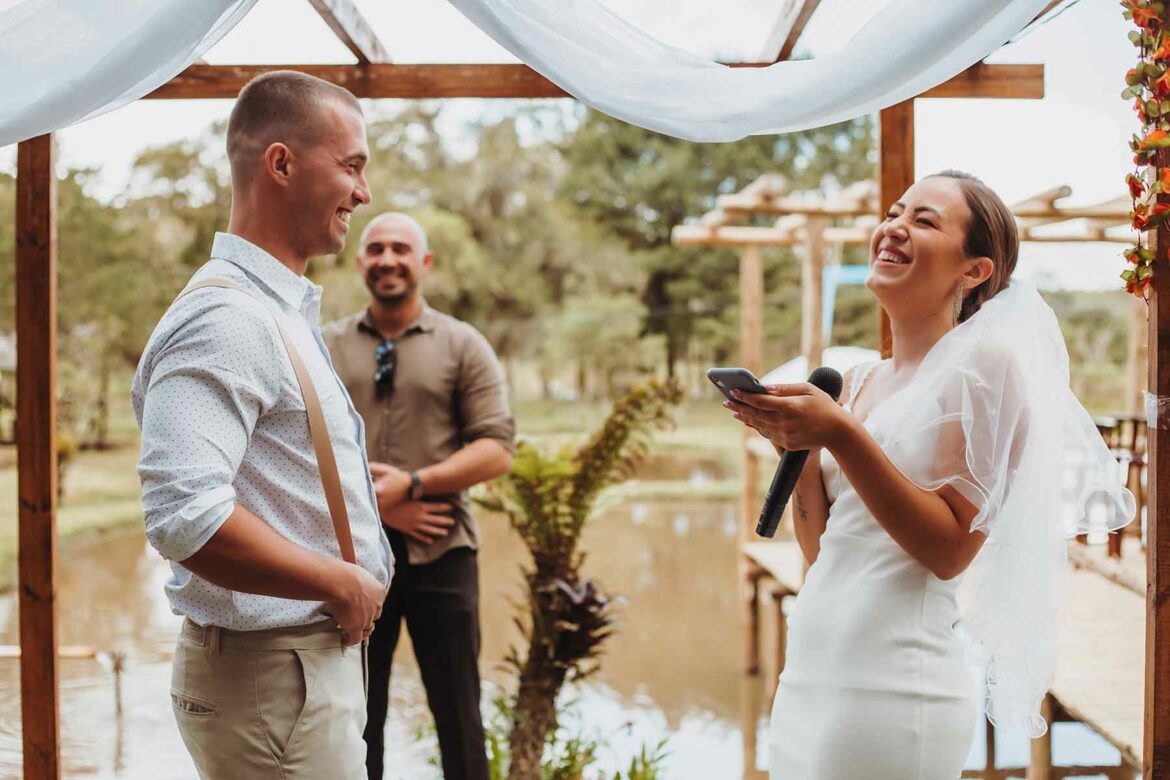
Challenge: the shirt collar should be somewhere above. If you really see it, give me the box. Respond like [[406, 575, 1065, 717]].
[[357, 300, 437, 340], [210, 232, 321, 311]]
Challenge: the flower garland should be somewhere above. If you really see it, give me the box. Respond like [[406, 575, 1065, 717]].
[[1122, 1, 1170, 299]]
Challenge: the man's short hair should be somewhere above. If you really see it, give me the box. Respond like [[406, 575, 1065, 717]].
[[360, 212, 430, 256], [226, 70, 361, 174]]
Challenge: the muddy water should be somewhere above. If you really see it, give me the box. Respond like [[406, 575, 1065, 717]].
[[0, 500, 755, 779], [0, 498, 1133, 779]]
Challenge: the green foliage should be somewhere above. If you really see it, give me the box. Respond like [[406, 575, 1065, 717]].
[[559, 109, 875, 373], [482, 693, 666, 780], [484, 379, 684, 575]]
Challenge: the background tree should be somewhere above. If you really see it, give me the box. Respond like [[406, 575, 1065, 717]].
[[559, 110, 875, 376]]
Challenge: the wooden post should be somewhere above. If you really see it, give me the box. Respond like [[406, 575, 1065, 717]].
[[1146, 142, 1170, 779], [802, 218, 827, 370], [740, 246, 764, 672], [1131, 294, 1149, 416], [1026, 695, 1053, 780], [877, 100, 915, 359], [16, 134, 60, 779]]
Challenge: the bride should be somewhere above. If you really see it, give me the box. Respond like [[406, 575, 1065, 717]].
[[725, 170, 1134, 779]]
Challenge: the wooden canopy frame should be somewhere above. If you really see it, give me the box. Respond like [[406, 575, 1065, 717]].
[[14, 2, 1151, 778]]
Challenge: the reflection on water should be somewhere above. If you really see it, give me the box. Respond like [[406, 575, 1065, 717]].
[[0, 498, 1135, 779], [0, 500, 750, 779]]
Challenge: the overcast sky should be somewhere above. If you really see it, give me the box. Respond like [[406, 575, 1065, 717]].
[[0, 0, 1139, 290]]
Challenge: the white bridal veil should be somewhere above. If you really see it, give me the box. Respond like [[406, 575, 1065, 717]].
[[865, 279, 1135, 735]]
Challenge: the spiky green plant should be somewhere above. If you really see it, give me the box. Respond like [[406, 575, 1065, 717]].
[[478, 379, 683, 780]]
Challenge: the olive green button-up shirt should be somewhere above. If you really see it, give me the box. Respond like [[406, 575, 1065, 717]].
[[322, 304, 514, 565]]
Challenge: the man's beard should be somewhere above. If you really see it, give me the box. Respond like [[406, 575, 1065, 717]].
[[366, 271, 417, 305]]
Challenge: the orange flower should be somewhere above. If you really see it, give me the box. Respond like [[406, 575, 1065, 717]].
[[1155, 36, 1170, 61], [1134, 203, 1150, 230], [1141, 128, 1169, 148], [1155, 70, 1170, 98], [1160, 167, 1170, 187], [1135, 7, 1162, 29], [1129, 173, 1147, 198]]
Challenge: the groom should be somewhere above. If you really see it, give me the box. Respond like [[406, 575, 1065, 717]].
[[132, 71, 392, 778]]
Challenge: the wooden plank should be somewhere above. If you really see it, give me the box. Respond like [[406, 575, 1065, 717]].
[[1146, 139, 1170, 778], [743, 540, 806, 594], [917, 63, 1044, 100], [759, 0, 822, 63], [146, 62, 1043, 101], [306, 0, 390, 64], [1055, 567, 1143, 770], [1131, 295, 1149, 416], [802, 218, 826, 370], [15, 133, 60, 780], [0, 646, 98, 660], [147, 63, 569, 100], [877, 100, 915, 359], [739, 246, 765, 673]]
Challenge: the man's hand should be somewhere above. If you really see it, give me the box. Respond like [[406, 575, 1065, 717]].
[[370, 461, 412, 512], [380, 500, 455, 545], [323, 561, 387, 646]]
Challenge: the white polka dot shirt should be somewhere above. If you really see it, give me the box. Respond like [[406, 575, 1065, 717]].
[[132, 232, 393, 630]]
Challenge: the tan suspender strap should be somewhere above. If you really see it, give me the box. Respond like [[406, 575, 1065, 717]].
[[178, 277, 357, 565]]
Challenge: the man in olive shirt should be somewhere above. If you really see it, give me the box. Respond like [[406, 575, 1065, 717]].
[[323, 212, 514, 780]]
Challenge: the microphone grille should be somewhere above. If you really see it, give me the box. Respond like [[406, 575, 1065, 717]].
[[808, 366, 844, 402]]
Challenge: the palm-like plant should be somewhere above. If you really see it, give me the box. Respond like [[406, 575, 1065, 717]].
[[479, 379, 683, 780]]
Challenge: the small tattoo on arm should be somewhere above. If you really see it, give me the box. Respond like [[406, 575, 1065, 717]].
[[795, 495, 809, 525]]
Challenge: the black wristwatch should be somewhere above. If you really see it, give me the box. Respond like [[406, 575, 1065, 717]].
[[408, 470, 424, 501]]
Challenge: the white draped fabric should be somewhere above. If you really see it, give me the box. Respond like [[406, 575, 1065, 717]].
[[0, 1, 1050, 147], [447, 0, 1053, 142], [0, 0, 257, 148]]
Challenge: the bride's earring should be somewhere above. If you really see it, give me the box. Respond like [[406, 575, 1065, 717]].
[[953, 282, 964, 325]]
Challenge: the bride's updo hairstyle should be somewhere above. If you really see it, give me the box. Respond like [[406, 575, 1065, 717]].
[[929, 170, 1019, 323]]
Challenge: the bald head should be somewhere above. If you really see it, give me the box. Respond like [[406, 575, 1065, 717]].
[[360, 212, 429, 255], [227, 70, 362, 178]]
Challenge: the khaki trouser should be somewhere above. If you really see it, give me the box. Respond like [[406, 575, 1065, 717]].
[[171, 618, 369, 779]]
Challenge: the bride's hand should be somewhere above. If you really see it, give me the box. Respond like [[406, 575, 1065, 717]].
[[724, 383, 855, 452]]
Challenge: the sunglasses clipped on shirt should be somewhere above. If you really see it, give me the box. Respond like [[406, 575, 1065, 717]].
[[374, 339, 397, 400]]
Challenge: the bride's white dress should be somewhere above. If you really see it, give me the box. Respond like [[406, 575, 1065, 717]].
[[768, 363, 978, 779]]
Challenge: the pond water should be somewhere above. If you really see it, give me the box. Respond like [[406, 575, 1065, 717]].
[[0, 498, 1135, 779]]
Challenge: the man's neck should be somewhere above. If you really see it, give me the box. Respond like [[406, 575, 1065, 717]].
[[227, 211, 310, 276], [367, 295, 423, 340]]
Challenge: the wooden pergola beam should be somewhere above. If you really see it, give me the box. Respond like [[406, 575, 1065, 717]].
[[759, 0, 822, 63], [673, 223, 1133, 248], [307, 0, 390, 64], [146, 61, 1043, 101], [16, 134, 60, 780]]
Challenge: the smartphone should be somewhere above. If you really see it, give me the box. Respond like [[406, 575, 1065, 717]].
[[707, 367, 767, 403]]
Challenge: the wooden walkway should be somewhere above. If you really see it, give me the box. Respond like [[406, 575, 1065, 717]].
[[743, 539, 1143, 777]]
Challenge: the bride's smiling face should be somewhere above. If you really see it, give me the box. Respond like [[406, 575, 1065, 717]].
[[865, 176, 990, 324]]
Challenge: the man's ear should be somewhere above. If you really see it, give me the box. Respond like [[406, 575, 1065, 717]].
[[262, 143, 293, 187], [421, 250, 435, 273]]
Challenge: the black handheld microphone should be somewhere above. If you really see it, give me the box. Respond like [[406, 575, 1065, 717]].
[[755, 366, 844, 539]]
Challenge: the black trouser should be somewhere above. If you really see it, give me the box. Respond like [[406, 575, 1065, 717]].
[[364, 532, 487, 780]]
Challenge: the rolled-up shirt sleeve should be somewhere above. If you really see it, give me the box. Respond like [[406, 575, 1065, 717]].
[[135, 297, 281, 562], [456, 327, 515, 452]]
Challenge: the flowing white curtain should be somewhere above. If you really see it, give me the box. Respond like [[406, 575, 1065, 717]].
[[0, 0, 257, 148], [0, 0, 1050, 147], [448, 0, 1052, 142]]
